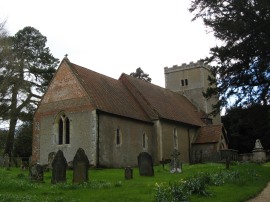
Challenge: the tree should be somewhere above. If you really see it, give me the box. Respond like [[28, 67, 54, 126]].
[[13, 122, 33, 160], [130, 67, 152, 82], [222, 105, 270, 153], [0, 129, 8, 154], [190, 0, 270, 113], [0, 26, 59, 156]]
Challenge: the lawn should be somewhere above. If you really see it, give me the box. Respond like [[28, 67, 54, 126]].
[[0, 162, 270, 202]]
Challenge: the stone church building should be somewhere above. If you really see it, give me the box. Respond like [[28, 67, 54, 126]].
[[32, 57, 228, 167]]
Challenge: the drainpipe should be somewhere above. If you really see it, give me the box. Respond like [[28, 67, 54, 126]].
[[188, 128, 191, 164]]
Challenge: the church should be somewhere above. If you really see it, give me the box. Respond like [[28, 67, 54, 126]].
[[32, 57, 228, 167]]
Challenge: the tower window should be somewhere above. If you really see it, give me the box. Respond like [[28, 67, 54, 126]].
[[181, 79, 188, 86], [185, 79, 188, 85], [181, 80, 185, 86]]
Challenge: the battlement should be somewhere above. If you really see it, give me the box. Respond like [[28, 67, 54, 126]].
[[164, 60, 211, 74]]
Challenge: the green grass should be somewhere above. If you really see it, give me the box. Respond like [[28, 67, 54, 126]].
[[0, 162, 270, 202]]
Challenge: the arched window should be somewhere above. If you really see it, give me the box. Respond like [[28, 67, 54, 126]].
[[142, 132, 148, 150], [116, 128, 121, 145], [57, 113, 71, 145], [65, 117, 70, 144], [58, 119, 63, 145], [142, 133, 146, 148]]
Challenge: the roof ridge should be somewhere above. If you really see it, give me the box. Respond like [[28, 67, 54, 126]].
[[119, 74, 160, 120]]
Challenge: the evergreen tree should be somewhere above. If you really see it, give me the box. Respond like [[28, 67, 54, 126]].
[[130, 67, 152, 82], [0, 26, 59, 156], [222, 105, 270, 153], [190, 0, 270, 113], [13, 122, 33, 159]]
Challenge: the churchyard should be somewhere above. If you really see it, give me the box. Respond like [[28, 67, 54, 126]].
[[1, 161, 270, 202]]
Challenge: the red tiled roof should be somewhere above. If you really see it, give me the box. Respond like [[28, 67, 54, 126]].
[[70, 62, 151, 122], [67, 60, 206, 126], [120, 74, 206, 126], [194, 124, 223, 144]]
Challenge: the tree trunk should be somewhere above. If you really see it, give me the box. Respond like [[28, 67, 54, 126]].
[[4, 117, 17, 156], [4, 83, 19, 157]]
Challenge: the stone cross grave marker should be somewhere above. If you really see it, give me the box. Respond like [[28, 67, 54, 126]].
[[73, 148, 89, 184], [137, 152, 154, 176], [29, 163, 44, 182], [170, 149, 182, 173], [51, 150, 67, 184], [48, 152, 56, 170]]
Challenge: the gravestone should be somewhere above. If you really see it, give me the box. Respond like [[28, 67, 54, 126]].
[[124, 166, 133, 180], [73, 148, 89, 184], [137, 152, 154, 176], [48, 152, 56, 170], [4, 154, 10, 169], [29, 163, 44, 182], [51, 150, 67, 184], [170, 149, 182, 173]]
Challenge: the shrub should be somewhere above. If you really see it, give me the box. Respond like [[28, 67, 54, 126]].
[[155, 182, 189, 202]]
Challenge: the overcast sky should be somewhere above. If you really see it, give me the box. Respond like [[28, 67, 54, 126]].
[[0, 0, 218, 87]]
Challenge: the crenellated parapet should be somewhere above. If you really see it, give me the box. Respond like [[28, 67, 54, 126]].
[[164, 60, 211, 74]]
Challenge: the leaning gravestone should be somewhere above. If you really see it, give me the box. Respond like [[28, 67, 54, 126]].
[[137, 152, 154, 176], [48, 152, 56, 170], [170, 149, 182, 173], [73, 148, 89, 184], [4, 154, 10, 169], [51, 150, 67, 184], [29, 163, 44, 182]]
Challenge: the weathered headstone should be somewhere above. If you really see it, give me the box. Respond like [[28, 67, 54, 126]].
[[48, 152, 56, 170], [73, 148, 89, 184], [124, 166, 133, 180], [137, 152, 154, 176], [3, 154, 10, 169], [29, 163, 44, 182], [51, 150, 67, 184], [170, 149, 182, 173]]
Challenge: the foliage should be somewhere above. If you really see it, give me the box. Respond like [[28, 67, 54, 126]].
[[130, 67, 152, 82], [222, 105, 270, 153], [190, 0, 270, 113], [0, 26, 59, 156], [0, 163, 269, 202], [0, 129, 8, 153], [155, 165, 261, 202], [13, 122, 33, 158]]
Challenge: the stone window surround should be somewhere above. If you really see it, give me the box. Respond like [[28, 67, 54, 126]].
[[55, 112, 71, 146]]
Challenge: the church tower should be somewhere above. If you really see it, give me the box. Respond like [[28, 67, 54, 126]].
[[164, 60, 221, 124]]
